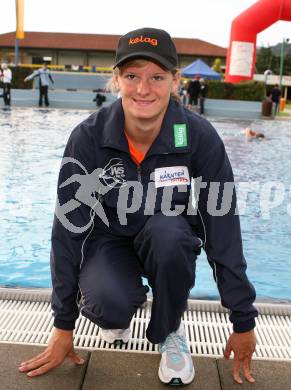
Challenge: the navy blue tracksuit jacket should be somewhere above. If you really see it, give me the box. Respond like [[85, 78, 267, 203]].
[[50, 98, 258, 334]]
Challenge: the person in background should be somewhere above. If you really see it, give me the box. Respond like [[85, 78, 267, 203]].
[[187, 75, 201, 110], [24, 62, 54, 107], [93, 92, 106, 107], [271, 84, 281, 115], [178, 80, 187, 106], [199, 78, 208, 115], [19, 27, 257, 386], [0, 63, 12, 106]]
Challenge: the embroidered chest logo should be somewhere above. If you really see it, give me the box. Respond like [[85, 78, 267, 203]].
[[100, 158, 127, 188]]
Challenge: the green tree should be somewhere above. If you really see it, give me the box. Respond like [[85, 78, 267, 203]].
[[283, 53, 291, 75], [255, 46, 291, 75], [255, 47, 274, 73]]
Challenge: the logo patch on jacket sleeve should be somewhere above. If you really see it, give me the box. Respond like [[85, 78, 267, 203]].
[[154, 166, 190, 188], [174, 124, 187, 147]]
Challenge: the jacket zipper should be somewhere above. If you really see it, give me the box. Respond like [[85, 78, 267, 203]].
[[135, 151, 170, 182], [137, 165, 142, 182]]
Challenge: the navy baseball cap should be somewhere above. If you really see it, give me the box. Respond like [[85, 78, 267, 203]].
[[113, 27, 178, 70]]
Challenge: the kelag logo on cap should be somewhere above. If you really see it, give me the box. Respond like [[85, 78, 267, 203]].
[[129, 35, 158, 46], [113, 27, 178, 70]]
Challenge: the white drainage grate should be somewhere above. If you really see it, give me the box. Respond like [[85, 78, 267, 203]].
[[0, 288, 290, 361]]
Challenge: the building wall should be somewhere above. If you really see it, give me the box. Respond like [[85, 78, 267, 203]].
[[0, 47, 226, 69], [25, 49, 55, 64], [57, 51, 86, 66], [88, 52, 115, 67], [0, 49, 15, 63]]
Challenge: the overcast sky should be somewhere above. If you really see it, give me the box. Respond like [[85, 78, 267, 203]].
[[1, 0, 290, 47]]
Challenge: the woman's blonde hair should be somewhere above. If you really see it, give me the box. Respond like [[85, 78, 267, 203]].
[[106, 59, 181, 100]]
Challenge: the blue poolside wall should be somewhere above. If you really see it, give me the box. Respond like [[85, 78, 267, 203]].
[[0, 70, 263, 117], [1, 88, 116, 110], [0, 89, 263, 118]]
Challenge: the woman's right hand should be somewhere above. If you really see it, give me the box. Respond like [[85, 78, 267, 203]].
[[18, 327, 85, 377]]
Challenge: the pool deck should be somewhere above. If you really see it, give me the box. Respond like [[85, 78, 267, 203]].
[[0, 289, 290, 389], [1, 343, 291, 390]]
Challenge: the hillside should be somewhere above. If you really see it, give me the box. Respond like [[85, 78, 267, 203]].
[[270, 42, 291, 56]]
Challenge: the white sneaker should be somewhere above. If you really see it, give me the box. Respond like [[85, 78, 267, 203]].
[[158, 323, 195, 385], [99, 327, 131, 344]]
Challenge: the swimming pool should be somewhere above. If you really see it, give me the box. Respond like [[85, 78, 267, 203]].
[[0, 107, 290, 302]]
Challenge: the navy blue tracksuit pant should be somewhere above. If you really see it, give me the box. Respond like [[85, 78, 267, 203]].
[[78, 213, 201, 344]]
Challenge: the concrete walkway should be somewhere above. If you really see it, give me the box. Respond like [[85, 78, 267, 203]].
[[1, 342, 290, 389]]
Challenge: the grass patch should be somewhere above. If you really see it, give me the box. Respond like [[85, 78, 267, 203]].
[[277, 111, 291, 117]]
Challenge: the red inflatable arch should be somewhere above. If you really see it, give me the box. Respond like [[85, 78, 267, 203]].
[[225, 0, 291, 83]]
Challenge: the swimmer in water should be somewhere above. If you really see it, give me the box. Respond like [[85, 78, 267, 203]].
[[245, 127, 265, 140]]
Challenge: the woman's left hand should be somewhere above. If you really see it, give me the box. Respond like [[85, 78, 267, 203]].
[[224, 329, 256, 384]]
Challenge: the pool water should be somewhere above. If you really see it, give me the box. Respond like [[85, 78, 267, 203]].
[[0, 108, 291, 302]]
